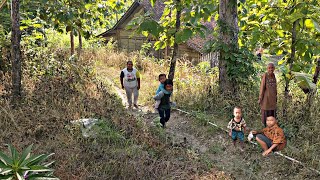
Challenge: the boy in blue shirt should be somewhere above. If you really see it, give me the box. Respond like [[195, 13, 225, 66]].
[[154, 74, 169, 109], [154, 79, 173, 128]]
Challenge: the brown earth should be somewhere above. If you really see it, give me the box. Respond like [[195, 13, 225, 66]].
[[99, 64, 320, 180]]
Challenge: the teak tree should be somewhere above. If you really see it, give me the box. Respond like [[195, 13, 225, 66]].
[[11, 0, 22, 100]]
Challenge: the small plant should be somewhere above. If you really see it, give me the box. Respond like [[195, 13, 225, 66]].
[[0, 144, 58, 180]]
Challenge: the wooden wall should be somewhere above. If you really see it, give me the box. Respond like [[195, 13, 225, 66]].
[[105, 7, 202, 62]]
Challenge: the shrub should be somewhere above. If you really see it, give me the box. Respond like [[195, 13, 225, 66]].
[[0, 144, 58, 180]]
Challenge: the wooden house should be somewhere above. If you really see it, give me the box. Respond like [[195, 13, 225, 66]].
[[99, 0, 217, 65]]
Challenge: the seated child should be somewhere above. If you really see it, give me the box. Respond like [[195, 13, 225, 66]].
[[155, 74, 169, 109], [251, 116, 286, 156], [227, 106, 246, 150]]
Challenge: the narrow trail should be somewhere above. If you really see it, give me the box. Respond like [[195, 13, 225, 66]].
[[97, 65, 320, 180]]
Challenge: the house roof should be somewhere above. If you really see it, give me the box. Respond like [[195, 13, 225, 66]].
[[98, 1, 141, 37], [98, 0, 215, 54]]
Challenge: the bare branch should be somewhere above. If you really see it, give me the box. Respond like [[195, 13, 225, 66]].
[[0, 0, 7, 11]]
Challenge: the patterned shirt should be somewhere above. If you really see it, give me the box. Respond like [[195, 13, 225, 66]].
[[227, 118, 246, 131], [261, 124, 286, 150], [259, 72, 277, 110]]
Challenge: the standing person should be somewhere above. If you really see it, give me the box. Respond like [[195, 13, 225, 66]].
[[154, 74, 169, 110], [251, 116, 286, 156], [154, 79, 173, 128], [256, 47, 263, 61], [259, 62, 277, 127], [227, 106, 246, 151], [120, 61, 141, 108]]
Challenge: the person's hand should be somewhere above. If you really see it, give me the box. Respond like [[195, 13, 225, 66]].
[[137, 85, 140, 90], [228, 130, 232, 137], [262, 149, 272, 156]]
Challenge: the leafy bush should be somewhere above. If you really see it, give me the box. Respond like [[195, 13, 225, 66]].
[[0, 144, 57, 180]]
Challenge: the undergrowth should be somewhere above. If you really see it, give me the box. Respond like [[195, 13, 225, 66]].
[[0, 40, 231, 179], [100, 47, 320, 172]]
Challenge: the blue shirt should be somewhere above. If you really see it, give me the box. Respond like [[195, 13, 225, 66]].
[[156, 83, 170, 95]]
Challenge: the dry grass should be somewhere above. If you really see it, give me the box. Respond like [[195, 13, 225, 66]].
[[0, 47, 232, 179], [2, 42, 319, 178], [98, 48, 320, 173]]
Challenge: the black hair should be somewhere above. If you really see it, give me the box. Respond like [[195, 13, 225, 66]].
[[234, 106, 242, 111], [164, 79, 173, 87], [158, 74, 166, 80], [127, 61, 133, 65]]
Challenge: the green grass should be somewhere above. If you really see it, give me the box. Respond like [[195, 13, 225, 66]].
[[99, 48, 320, 173]]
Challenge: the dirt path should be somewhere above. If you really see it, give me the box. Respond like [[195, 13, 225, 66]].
[[97, 65, 320, 180]]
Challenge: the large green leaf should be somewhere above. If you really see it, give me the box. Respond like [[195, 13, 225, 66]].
[[8, 144, 19, 165], [23, 153, 54, 167], [27, 174, 59, 180], [0, 174, 14, 180], [140, 20, 163, 38], [16, 172, 23, 180], [0, 160, 7, 168], [42, 161, 55, 168], [292, 72, 317, 90], [175, 29, 193, 43], [311, 19, 320, 32], [0, 168, 13, 174], [0, 151, 12, 166], [28, 165, 53, 173], [18, 144, 33, 166]]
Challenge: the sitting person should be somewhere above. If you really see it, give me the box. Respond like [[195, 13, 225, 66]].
[[251, 116, 286, 156]]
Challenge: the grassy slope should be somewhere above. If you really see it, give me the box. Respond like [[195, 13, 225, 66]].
[[0, 48, 231, 179], [100, 49, 320, 179], [1, 46, 319, 179]]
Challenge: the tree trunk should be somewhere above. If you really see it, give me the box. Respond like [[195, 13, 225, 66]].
[[11, 0, 22, 99], [284, 20, 299, 97], [218, 0, 238, 93], [313, 59, 320, 84], [77, 29, 82, 58], [306, 58, 320, 115], [168, 0, 181, 80], [70, 30, 74, 56], [283, 19, 299, 120]]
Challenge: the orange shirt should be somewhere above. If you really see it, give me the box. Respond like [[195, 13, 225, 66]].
[[262, 124, 286, 150]]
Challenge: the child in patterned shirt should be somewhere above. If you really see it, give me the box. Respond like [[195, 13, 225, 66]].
[[227, 107, 246, 151], [251, 116, 286, 156]]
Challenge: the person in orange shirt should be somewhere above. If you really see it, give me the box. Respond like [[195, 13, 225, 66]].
[[251, 116, 286, 156]]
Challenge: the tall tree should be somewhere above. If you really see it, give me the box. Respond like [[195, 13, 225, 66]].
[[239, 0, 320, 93], [168, 0, 181, 80], [132, 0, 217, 80], [218, 0, 238, 93], [11, 0, 22, 99]]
